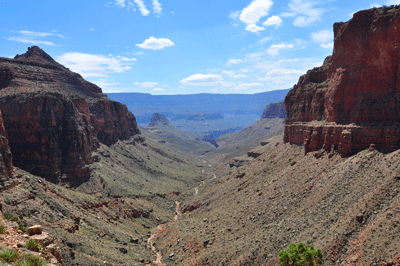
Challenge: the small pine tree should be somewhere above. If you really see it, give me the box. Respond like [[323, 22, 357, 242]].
[[279, 242, 323, 266]]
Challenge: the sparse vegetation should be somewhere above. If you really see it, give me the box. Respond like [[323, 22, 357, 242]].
[[0, 248, 19, 263], [278, 242, 323, 266], [25, 239, 40, 252], [0, 225, 6, 234], [15, 255, 47, 266]]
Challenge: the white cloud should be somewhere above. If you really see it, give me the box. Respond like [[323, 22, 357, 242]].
[[153, 0, 162, 15], [93, 78, 119, 88], [311, 30, 333, 49], [239, 0, 273, 25], [267, 43, 294, 56], [283, 0, 325, 27], [245, 24, 265, 33], [387, 0, 400, 4], [241, 68, 251, 73], [153, 88, 165, 92], [133, 0, 150, 15], [88, 28, 94, 31], [6, 30, 66, 46], [233, 74, 249, 79], [222, 70, 235, 77], [321, 43, 333, 49], [115, 0, 126, 8], [136, 36, 175, 50], [6, 37, 59, 47], [180, 74, 234, 87], [258, 37, 272, 45], [229, 11, 240, 20], [19, 31, 65, 38], [265, 68, 304, 76], [227, 59, 244, 65], [231, 82, 264, 91], [311, 30, 332, 43], [114, 0, 150, 15], [263, 15, 283, 28], [139, 82, 158, 87], [57, 52, 133, 78], [116, 56, 137, 61]]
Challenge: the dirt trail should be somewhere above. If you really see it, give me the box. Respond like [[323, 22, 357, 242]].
[[173, 201, 182, 221], [146, 224, 164, 266], [147, 169, 215, 265]]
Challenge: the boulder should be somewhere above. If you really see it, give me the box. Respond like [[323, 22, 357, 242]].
[[27, 225, 42, 235]]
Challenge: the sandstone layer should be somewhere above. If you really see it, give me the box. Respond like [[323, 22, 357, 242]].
[[0, 46, 139, 183], [284, 6, 400, 156]]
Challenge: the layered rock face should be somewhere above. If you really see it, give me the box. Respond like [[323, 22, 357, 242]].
[[261, 100, 286, 119], [284, 6, 400, 156], [0, 46, 140, 183]]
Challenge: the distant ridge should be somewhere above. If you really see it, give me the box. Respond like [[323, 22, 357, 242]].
[[107, 89, 290, 129]]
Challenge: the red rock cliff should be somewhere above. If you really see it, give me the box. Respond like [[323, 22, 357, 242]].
[[0, 46, 140, 183], [0, 109, 12, 179], [284, 6, 400, 156]]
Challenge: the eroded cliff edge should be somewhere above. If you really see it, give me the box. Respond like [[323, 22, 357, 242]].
[[284, 6, 400, 157], [0, 46, 140, 183]]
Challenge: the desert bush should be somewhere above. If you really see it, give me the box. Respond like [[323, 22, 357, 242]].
[[15, 255, 47, 266], [0, 225, 5, 234], [25, 239, 40, 252], [0, 248, 19, 263], [279, 242, 323, 266]]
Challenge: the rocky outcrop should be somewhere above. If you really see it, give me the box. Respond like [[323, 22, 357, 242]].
[[147, 113, 171, 127], [0, 46, 140, 183], [284, 6, 400, 156], [261, 100, 286, 119], [0, 109, 12, 179]]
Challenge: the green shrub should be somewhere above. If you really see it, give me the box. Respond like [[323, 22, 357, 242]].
[[3, 213, 18, 222], [25, 239, 40, 252], [279, 242, 323, 266], [15, 255, 47, 266], [0, 225, 6, 234], [0, 248, 19, 263]]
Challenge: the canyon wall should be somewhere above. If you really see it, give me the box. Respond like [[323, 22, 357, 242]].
[[0, 46, 140, 183], [284, 6, 400, 156]]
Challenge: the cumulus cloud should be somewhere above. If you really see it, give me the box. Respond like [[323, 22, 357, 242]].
[[267, 43, 294, 56], [57, 52, 133, 78], [320, 43, 333, 49], [115, 0, 126, 8], [153, 87, 165, 92], [222, 70, 235, 77], [180, 74, 223, 86], [136, 37, 175, 50], [153, 0, 162, 15], [283, 0, 325, 27], [231, 82, 264, 91], [233, 74, 249, 79], [93, 79, 119, 88], [227, 59, 244, 65], [239, 0, 273, 25], [180, 74, 234, 87], [263, 15, 282, 27], [245, 24, 265, 33], [311, 30, 333, 49]]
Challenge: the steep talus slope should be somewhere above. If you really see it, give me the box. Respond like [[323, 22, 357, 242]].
[[284, 6, 400, 157], [153, 140, 400, 265], [0, 46, 139, 184]]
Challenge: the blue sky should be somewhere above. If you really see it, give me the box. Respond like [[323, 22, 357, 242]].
[[0, 0, 398, 95]]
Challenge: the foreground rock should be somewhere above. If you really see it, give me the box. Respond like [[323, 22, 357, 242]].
[[0, 46, 140, 184], [284, 6, 400, 156]]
